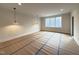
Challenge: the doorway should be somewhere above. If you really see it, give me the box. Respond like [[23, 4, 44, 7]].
[[71, 16, 74, 36]]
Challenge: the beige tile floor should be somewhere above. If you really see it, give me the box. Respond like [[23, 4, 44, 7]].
[[0, 31, 79, 55]]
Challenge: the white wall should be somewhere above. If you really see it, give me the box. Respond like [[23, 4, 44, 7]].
[[40, 13, 71, 34], [0, 7, 40, 42], [71, 9, 79, 45]]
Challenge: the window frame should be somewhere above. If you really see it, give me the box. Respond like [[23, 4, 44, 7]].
[[45, 16, 62, 28]]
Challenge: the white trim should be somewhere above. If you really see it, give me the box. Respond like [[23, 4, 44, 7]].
[[0, 31, 38, 43]]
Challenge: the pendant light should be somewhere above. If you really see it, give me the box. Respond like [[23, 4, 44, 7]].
[[13, 8, 18, 24]]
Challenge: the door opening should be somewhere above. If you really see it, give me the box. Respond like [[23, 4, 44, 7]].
[[71, 16, 74, 36]]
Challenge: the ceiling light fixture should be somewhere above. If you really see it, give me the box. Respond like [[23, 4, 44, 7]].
[[60, 9, 64, 12], [18, 3, 22, 5], [13, 8, 18, 24]]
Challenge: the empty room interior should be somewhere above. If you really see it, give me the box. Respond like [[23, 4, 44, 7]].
[[0, 3, 79, 55]]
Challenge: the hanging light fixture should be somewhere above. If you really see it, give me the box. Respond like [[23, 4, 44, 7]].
[[13, 8, 18, 24]]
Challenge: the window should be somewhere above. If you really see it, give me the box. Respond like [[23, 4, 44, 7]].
[[45, 16, 62, 28]]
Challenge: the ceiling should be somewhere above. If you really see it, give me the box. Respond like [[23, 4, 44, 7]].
[[0, 3, 79, 17]]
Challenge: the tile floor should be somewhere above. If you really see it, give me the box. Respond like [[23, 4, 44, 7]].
[[0, 31, 79, 55]]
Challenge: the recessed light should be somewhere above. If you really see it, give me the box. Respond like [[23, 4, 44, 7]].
[[18, 3, 22, 5], [60, 9, 64, 12]]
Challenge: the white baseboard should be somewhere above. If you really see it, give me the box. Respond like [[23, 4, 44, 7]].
[[0, 31, 39, 43]]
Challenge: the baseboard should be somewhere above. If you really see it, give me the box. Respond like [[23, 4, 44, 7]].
[[40, 30, 70, 35], [0, 31, 39, 43]]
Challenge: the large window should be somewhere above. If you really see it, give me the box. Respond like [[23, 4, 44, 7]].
[[45, 16, 62, 28]]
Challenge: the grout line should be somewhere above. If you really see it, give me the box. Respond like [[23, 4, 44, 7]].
[[0, 32, 74, 55], [10, 33, 50, 55], [59, 47, 78, 55], [57, 34, 62, 55], [0, 38, 27, 49], [57, 34, 79, 55], [0, 33, 44, 54], [10, 41, 33, 55], [0, 32, 41, 49], [35, 34, 54, 55]]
